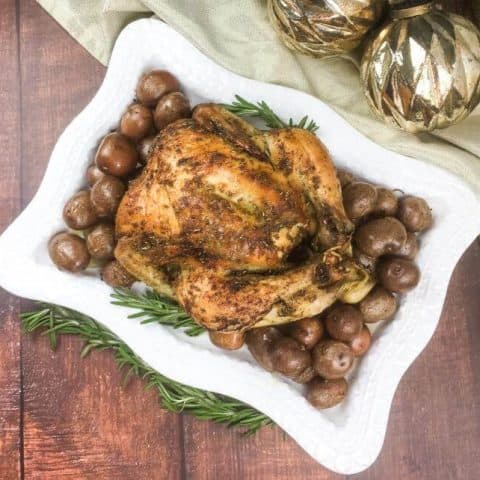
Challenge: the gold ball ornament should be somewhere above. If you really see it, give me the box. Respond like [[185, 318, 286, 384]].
[[268, 0, 385, 58], [361, 1, 480, 133]]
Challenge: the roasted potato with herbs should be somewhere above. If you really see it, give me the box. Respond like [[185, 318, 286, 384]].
[[307, 377, 347, 409], [373, 187, 398, 217], [393, 231, 419, 260], [397, 196, 433, 232], [49, 232, 90, 273], [91, 175, 126, 218], [324, 304, 363, 342], [86, 223, 116, 260], [312, 340, 354, 379], [209, 331, 245, 350], [343, 182, 377, 222], [271, 337, 311, 379], [120, 103, 154, 141], [154, 91, 191, 130], [354, 217, 407, 258], [245, 327, 282, 372], [63, 190, 98, 230], [95, 132, 138, 178], [86, 164, 106, 187], [101, 260, 136, 288], [359, 286, 398, 323], [286, 317, 324, 350], [136, 70, 180, 107], [377, 257, 420, 293], [348, 326, 371, 356]]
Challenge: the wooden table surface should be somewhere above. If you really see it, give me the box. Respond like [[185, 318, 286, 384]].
[[1, 1, 479, 478]]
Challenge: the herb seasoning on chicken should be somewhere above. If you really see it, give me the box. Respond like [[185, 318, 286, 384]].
[[115, 104, 374, 331]]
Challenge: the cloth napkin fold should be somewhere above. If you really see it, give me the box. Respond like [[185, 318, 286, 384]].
[[37, 0, 480, 194]]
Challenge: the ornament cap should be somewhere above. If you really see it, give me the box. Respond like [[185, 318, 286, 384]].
[[361, 2, 480, 132], [389, 0, 433, 19]]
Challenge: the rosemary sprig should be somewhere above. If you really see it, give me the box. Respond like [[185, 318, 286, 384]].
[[20, 304, 272, 434], [111, 288, 205, 337], [223, 95, 319, 132]]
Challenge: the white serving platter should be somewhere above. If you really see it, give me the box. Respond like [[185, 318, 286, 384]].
[[0, 19, 478, 474]]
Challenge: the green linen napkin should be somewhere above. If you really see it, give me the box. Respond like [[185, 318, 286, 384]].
[[37, 0, 480, 193]]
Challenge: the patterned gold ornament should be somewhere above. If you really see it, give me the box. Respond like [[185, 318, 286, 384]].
[[361, 1, 480, 133], [268, 0, 385, 58]]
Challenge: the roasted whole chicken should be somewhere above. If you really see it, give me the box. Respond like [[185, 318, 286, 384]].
[[115, 104, 373, 331]]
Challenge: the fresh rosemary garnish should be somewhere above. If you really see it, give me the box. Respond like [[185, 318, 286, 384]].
[[20, 304, 272, 434], [111, 288, 205, 337], [223, 95, 319, 132]]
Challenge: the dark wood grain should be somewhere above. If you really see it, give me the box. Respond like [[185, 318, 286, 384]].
[[182, 420, 341, 480], [0, 0, 478, 479], [0, 0, 22, 478], [354, 240, 480, 480], [17, 2, 183, 479]]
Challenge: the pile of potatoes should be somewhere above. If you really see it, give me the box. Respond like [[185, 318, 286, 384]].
[[48, 70, 192, 285], [48, 69, 433, 410], [208, 170, 432, 410]]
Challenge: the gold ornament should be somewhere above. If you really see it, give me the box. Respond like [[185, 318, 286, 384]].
[[361, 1, 480, 133], [268, 0, 385, 58]]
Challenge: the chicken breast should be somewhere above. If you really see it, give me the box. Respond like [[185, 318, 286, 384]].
[[115, 104, 373, 331]]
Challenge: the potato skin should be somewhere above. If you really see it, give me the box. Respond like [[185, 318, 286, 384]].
[[359, 286, 397, 323], [137, 135, 156, 164], [393, 231, 418, 260], [353, 246, 377, 273], [291, 365, 316, 384], [90, 175, 126, 218], [337, 169, 354, 188], [270, 337, 311, 378], [136, 70, 180, 107], [312, 340, 354, 379], [246, 327, 282, 372], [397, 196, 433, 232], [286, 317, 324, 350], [373, 188, 398, 217], [86, 164, 106, 187], [49, 232, 90, 272], [86, 223, 116, 260], [324, 304, 363, 341], [343, 182, 377, 222], [377, 257, 420, 293], [209, 330, 245, 350], [101, 260, 135, 287], [307, 377, 347, 409], [348, 326, 371, 356], [354, 217, 407, 258], [95, 133, 138, 178], [63, 190, 98, 230], [120, 103, 154, 141], [154, 92, 191, 130]]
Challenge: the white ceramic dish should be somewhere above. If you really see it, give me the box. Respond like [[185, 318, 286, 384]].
[[0, 19, 478, 474]]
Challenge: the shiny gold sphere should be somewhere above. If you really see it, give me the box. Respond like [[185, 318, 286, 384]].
[[361, 8, 480, 133], [268, 0, 384, 58]]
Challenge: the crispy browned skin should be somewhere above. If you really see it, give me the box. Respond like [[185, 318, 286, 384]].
[[115, 104, 372, 331], [265, 128, 353, 250]]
